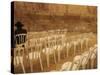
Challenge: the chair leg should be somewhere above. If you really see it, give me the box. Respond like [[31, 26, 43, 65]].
[[39, 55, 43, 71], [46, 54, 50, 68], [54, 51, 57, 64]]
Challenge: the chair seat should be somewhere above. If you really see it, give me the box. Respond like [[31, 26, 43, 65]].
[[81, 51, 89, 65]]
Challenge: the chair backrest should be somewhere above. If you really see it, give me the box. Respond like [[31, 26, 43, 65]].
[[29, 38, 36, 47], [73, 55, 82, 64], [33, 51, 40, 60], [15, 33, 27, 46], [90, 52, 96, 60], [81, 51, 90, 66], [71, 64, 79, 70], [88, 45, 97, 59], [57, 45, 63, 51], [60, 61, 72, 71], [71, 55, 82, 70], [14, 47, 24, 56], [90, 48, 97, 59], [14, 56, 20, 66], [42, 47, 53, 55], [14, 47, 24, 64]]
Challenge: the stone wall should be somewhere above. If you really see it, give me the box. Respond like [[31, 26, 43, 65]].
[[13, 1, 97, 32]]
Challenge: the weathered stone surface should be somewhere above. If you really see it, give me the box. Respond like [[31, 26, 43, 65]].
[[14, 1, 97, 32]]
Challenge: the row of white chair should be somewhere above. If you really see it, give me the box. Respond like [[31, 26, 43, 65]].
[[13, 32, 96, 73], [60, 44, 97, 71]]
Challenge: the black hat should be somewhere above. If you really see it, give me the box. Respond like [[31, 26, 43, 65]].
[[15, 21, 24, 27]]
